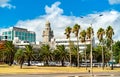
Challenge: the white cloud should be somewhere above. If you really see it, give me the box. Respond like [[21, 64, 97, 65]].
[[87, 10, 120, 42], [1, 1, 120, 42], [109, 0, 120, 5], [0, 0, 16, 9]]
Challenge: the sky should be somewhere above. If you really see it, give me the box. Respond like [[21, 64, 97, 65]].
[[0, 0, 120, 42]]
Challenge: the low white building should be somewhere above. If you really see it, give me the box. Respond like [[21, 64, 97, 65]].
[[54, 38, 95, 52]]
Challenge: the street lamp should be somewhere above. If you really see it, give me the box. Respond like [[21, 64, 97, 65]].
[[80, 14, 103, 75], [90, 14, 103, 76]]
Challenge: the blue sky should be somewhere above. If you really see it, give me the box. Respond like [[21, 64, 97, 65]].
[[0, 0, 120, 41]]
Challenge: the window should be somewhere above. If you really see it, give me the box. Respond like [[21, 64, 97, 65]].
[[8, 31, 11, 35]]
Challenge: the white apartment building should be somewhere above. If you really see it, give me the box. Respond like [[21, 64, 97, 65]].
[[55, 38, 95, 52]]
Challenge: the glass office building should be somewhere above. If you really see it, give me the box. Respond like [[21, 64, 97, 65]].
[[2, 27, 36, 43]]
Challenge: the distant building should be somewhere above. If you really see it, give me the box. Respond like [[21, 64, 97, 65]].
[[41, 21, 95, 51], [55, 38, 95, 52], [42, 21, 54, 44], [2, 27, 36, 44]]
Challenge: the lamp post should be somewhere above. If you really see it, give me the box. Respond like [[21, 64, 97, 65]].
[[90, 24, 93, 76], [80, 14, 103, 75], [90, 14, 103, 76]]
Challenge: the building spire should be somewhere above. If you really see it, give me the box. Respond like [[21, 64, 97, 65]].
[[42, 21, 54, 44], [45, 20, 50, 28]]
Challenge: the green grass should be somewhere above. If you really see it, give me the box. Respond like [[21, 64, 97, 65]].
[[0, 64, 120, 74]]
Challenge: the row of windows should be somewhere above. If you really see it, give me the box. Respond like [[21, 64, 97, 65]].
[[2, 36, 35, 42], [15, 31, 35, 37], [57, 44, 86, 47], [56, 41, 90, 43], [3, 31, 35, 37], [56, 41, 79, 43], [2, 30, 36, 42], [3, 31, 13, 35]]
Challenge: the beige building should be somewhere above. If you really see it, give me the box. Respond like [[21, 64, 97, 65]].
[[42, 21, 54, 44]]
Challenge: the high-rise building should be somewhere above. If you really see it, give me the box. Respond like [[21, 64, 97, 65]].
[[2, 27, 36, 43], [42, 21, 54, 44]]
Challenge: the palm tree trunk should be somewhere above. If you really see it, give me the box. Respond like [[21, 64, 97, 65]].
[[102, 45, 104, 70], [77, 36, 79, 67], [9, 55, 13, 66], [85, 42, 87, 70], [20, 58, 24, 69], [27, 57, 31, 66], [20, 64, 23, 69], [61, 59, 64, 66], [46, 60, 49, 66], [69, 38, 71, 67], [111, 42, 113, 70]]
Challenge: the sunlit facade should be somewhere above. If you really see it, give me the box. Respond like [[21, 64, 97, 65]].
[[2, 27, 36, 43], [55, 38, 95, 52]]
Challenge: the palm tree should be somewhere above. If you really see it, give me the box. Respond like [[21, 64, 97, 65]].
[[106, 25, 114, 70], [15, 49, 26, 69], [70, 41, 78, 66], [4, 41, 16, 66], [97, 28, 105, 43], [72, 24, 80, 67], [79, 30, 87, 69], [55, 45, 69, 66], [97, 28, 105, 70], [25, 45, 34, 66], [86, 26, 94, 71], [86, 27, 94, 39], [79, 30, 86, 43], [64, 26, 72, 66], [40, 44, 53, 66], [106, 26, 114, 41], [106, 26, 114, 50]]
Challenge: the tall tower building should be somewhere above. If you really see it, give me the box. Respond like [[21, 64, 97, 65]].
[[42, 21, 54, 44]]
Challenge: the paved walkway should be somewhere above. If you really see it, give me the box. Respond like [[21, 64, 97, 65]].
[[0, 72, 120, 77]]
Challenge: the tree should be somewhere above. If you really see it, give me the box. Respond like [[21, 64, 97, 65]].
[[86, 44, 91, 59], [4, 41, 16, 66], [25, 45, 34, 66], [15, 49, 26, 69], [94, 46, 102, 62], [79, 30, 86, 43], [0, 41, 6, 62], [106, 26, 114, 41], [113, 41, 120, 63], [106, 25, 114, 70], [97, 28, 105, 69], [79, 29, 87, 69], [72, 24, 80, 67], [86, 26, 94, 71], [70, 41, 78, 66], [106, 26, 114, 50], [39, 44, 53, 66], [64, 26, 72, 66], [97, 28, 105, 43], [55, 45, 69, 66], [86, 27, 94, 39]]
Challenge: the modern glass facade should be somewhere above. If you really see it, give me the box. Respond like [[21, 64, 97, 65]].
[[2, 27, 36, 43]]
